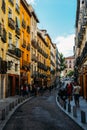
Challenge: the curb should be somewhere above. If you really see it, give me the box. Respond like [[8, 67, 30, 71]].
[[56, 96, 86, 130], [0, 96, 33, 130]]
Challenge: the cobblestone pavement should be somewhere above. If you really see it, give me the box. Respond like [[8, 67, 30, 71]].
[[3, 90, 83, 130]]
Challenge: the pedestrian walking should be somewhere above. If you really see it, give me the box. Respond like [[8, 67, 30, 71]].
[[20, 84, 23, 96], [66, 82, 73, 103], [73, 83, 81, 107]]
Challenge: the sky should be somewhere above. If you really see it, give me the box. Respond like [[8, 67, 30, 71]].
[[27, 0, 77, 57]]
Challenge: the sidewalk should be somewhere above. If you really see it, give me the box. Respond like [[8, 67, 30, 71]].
[[56, 95, 87, 130], [0, 95, 33, 130]]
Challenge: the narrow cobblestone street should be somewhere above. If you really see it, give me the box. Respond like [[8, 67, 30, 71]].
[[3, 90, 83, 130]]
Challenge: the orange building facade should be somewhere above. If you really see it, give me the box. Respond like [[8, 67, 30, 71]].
[[20, 0, 31, 86]]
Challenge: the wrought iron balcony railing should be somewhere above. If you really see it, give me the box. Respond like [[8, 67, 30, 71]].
[[1, 28, 7, 43], [9, 0, 14, 6], [22, 39, 26, 48], [8, 18, 15, 30], [1, 0, 6, 14], [15, 26, 20, 35]]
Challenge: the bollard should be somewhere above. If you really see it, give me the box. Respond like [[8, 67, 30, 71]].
[[68, 103, 71, 113], [9, 103, 12, 111], [6, 105, 9, 115], [2, 109, 5, 120], [73, 106, 77, 118], [64, 101, 66, 110], [81, 110, 86, 123], [57, 96, 59, 102]]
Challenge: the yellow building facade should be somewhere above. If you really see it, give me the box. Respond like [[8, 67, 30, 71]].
[[0, 0, 7, 99], [37, 30, 48, 87], [6, 0, 21, 97]]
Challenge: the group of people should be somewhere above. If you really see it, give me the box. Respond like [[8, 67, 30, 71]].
[[58, 82, 81, 107]]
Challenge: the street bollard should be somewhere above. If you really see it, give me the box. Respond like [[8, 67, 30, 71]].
[[73, 106, 77, 118], [68, 103, 71, 113], [64, 101, 66, 110], [2, 109, 5, 120], [81, 110, 86, 123]]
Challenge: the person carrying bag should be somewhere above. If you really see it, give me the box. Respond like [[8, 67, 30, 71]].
[[73, 83, 81, 107]]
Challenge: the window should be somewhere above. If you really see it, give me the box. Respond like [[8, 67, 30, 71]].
[[15, 64, 18, 71], [1, 49, 4, 58], [22, 52, 24, 60], [69, 60, 71, 63], [2, 0, 5, 13], [15, 17, 20, 28], [8, 8, 12, 18], [8, 32, 12, 46], [16, 0, 19, 5], [69, 65, 71, 68], [21, 31, 24, 44], [15, 36, 19, 48]]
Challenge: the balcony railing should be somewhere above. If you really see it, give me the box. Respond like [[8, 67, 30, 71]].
[[1, 28, 7, 43], [22, 19, 26, 29], [9, 0, 14, 6], [31, 54, 38, 62], [15, 48, 21, 58], [15, 26, 20, 35], [0, 58, 7, 74], [27, 26, 30, 34], [8, 18, 15, 30], [27, 44, 30, 51], [8, 44, 16, 54], [31, 71, 38, 78], [22, 60, 30, 70], [22, 40, 26, 48], [31, 39, 37, 48], [1, 0, 6, 14]]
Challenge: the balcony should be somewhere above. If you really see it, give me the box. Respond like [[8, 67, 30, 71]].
[[0, 58, 7, 74], [22, 60, 30, 70], [15, 26, 20, 35], [31, 54, 38, 62], [8, 18, 15, 30], [27, 26, 30, 34], [9, 0, 14, 6], [27, 44, 30, 51], [31, 71, 38, 78], [22, 19, 26, 29], [83, 17, 87, 26], [8, 44, 16, 54], [15, 48, 21, 58], [16, 3, 20, 14], [1, 28, 7, 43], [22, 40, 26, 48], [1, 0, 6, 14], [31, 39, 37, 48]]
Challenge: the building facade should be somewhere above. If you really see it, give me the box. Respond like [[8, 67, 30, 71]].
[[0, 0, 61, 99], [0, 0, 7, 99], [63, 56, 75, 77], [6, 0, 21, 97], [29, 5, 39, 87], [74, 0, 87, 99], [20, 0, 31, 87]]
